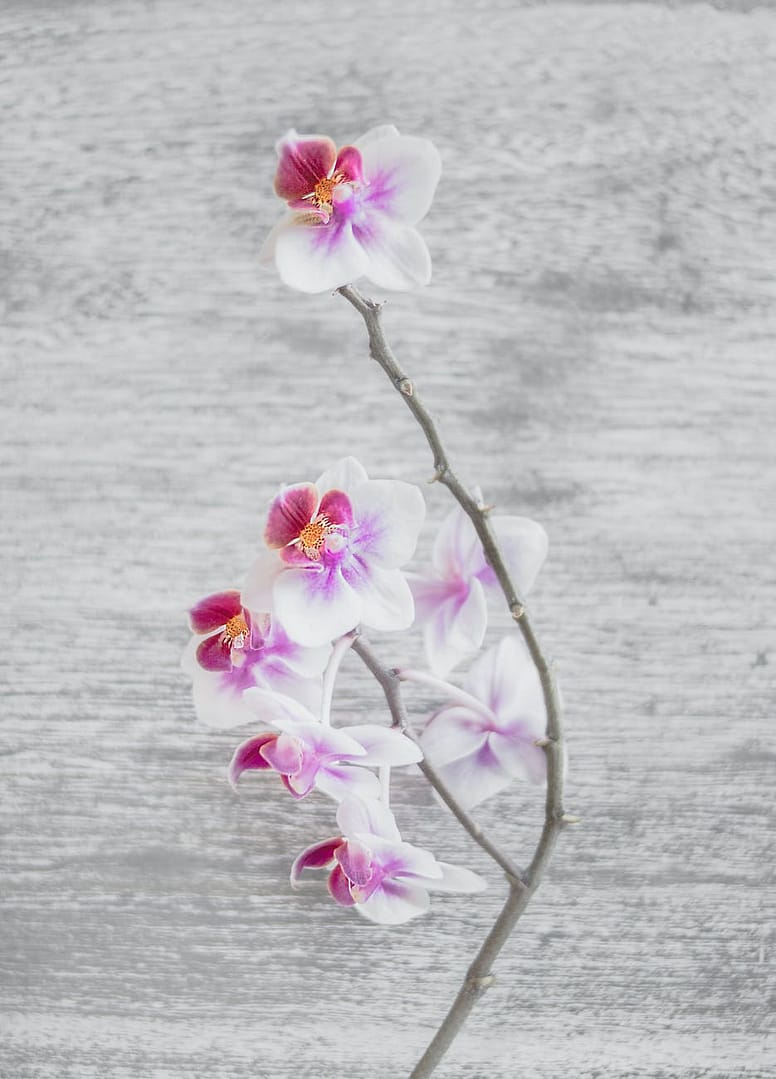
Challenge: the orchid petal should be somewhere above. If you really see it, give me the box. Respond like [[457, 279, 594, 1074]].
[[337, 795, 401, 842], [241, 686, 318, 728], [314, 456, 369, 495], [354, 215, 432, 291], [420, 706, 489, 766], [421, 578, 488, 676], [358, 131, 442, 225], [273, 564, 362, 646], [268, 719, 367, 761], [195, 632, 232, 672], [260, 731, 304, 776], [432, 505, 484, 580], [355, 879, 431, 925], [273, 216, 369, 294], [482, 516, 549, 596], [465, 636, 545, 729], [434, 742, 514, 810], [328, 864, 356, 906], [188, 667, 260, 729], [274, 131, 337, 202], [489, 731, 547, 785], [318, 488, 353, 528], [345, 724, 423, 767], [241, 551, 283, 614], [264, 483, 318, 548], [336, 837, 374, 887], [316, 764, 382, 803], [228, 733, 276, 787], [367, 836, 442, 881], [349, 479, 425, 568], [334, 145, 364, 183], [416, 862, 488, 894], [189, 590, 242, 634], [343, 562, 415, 633], [290, 836, 342, 885]]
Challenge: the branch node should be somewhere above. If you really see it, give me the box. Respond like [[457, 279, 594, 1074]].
[[468, 973, 496, 992], [398, 377, 414, 396], [510, 602, 526, 621], [561, 813, 582, 826]]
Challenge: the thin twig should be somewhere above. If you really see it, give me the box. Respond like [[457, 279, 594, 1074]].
[[339, 284, 568, 1079]]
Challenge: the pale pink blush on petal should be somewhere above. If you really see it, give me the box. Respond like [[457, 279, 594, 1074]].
[[481, 516, 549, 596], [421, 579, 488, 676], [435, 742, 514, 810], [356, 879, 431, 925], [489, 730, 547, 784], [346, 725, 423, 767], [357, 132, 442, 224], [432, 504, 485, 581], [273, 217, 369, 294], [353, 214, 432, 291], [345, 562, 415, 634], [273, 565, 362, 647], [421, 706, 489, 767], [316, 765, 381, 803], [349, 479, 425, 568]]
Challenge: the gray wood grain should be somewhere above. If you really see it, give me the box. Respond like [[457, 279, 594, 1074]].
[[1, 2, 774, 1077]]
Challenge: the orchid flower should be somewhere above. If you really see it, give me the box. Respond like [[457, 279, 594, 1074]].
[[407, 501, 548, 675], [415, 635, 548, 810], [263, 125, 442, 293], [291, 796, 486, 925], [243, 457, 425, 648], [181, 590, 330, 728], [231, 688, 423, 802]]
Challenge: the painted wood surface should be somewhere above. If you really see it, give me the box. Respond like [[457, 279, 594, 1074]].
[[1, 2, 774, 1076]]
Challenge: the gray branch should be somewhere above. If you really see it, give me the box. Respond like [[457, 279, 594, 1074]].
[[339, 284, 569, 1079]]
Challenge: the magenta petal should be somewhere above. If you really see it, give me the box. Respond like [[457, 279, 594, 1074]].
[[264, 483, 318, 548], [228, 733, 277, 786], [290, 836, 343, 883], [189, 590, 242, 634], [328, 864, 356, 906], [274, 134, 337, 201], [334, 145, 363, 183], [318, 488, 353, 528], [336, 838, 374, 887], [260, 731, 303, 775], [195, 632, 232, 672]]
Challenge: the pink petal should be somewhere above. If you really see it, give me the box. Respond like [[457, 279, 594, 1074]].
[[290, 836, 342, 884], [349, 479, 425, 568], [228, 733, 277, 787], [260, 731, 303, 775], [264, 483, 318, 548], [346, 725, 423, 767], [334, 145, 364, 183], [368, 836, 442, 882], [189, 590, 243, 634], [355, 879, 431, 924], [273, 216, 369, 294], [273, 565, 362, 647], [336, 838, 374, 887], [328, 864, 356, 906], [357, 130, 442, 225], [195, 632, 232, 672], [318, 488, 353, 528], [274, 131, 337, 202], [354, 215, 432, 291]]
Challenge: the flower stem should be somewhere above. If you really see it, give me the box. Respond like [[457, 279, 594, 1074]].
[[396, 667, 495, 721], [339, 285, 568, 1079], [320, 631, 356, 727]]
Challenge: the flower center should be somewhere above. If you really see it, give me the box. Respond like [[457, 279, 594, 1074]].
[[223, 614, 250, 650], [298, 516, 332, 560], [311, 171, 346, 210]]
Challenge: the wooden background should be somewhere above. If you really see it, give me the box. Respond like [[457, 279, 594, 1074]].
[[1, 2, 774, 1076]]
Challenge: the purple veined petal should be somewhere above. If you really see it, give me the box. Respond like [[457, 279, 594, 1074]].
[[465, 636, 545, 727], [345, 724, 423, 767], [353, 214, 433, 291], [434, 741, 514, 811], [336, 794, 401, 842], [290, 836, 343, 885], [264, 483, 318, 548], [478, 516, 549, 595], [489, 730, 547, 785], [421, 577, 488, 677], [317, 488, 354, 528], [274, 131, 337, 202], [415, 862, 488, 895], [349, 479, 426, 569], [273, 215, 370, 294], [242, 551, 283, 614], [189, 666, 260, 730], [432, 503, 486, 580], [420, 705, 490, 768], [242, 686, 318, 728], [262, 620, 332, 679], [189, 590, 242, 634], [269, 718, 367, 761], [228, 733, 277, 787], [334, 144, 364, 183], [273, 563, 362, 647], [342, 561, 415, 634], [314, 456, 369, 495], [407, 575, 458, 623], [366, 836, 443, 882], [195, 632, 232, 672], [355, 878, 431, 925], [357, 131, 442, 225], [316, 763, 382, 803], [328, 863, 356, 906]]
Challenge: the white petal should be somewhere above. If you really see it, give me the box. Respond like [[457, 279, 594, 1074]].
[[315, 456, 369, 495], [337, 794, 401, 841], [489, 516, 549, 596], [432, 504, 485, 580], [346, 724, 423, 766], [489, 731, 547, 784], [273, 217, 369, 294], [241, 686, 318, 727], [189, 668, 258, 730], [350, 478, 425, 568], [356, 880, 430, 924], [273, 566, 362, 647], [345, 562, 415, 633], [317, 764, 381, 803], [241, 551, 282, 615], [465, 636, 546, 729], [421, 706, 488, 767], [354, 124, 401, 149], [357, 132, 442, 224], [254, 665, 323, 714], [422, 579, 488, 676], [358, 217, 432, 291], [434, 746, 514, 810], [418, 862, 488, 894]]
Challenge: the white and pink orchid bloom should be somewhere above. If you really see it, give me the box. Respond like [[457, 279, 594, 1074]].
[[181, 590, 330, 728], [243, 457, 425, 648], [408, 502, 548, 675], [231, 688, 423, 802], [418, 636, 548, 810], [291, 795, 486, 925], [263, 125, 442, 293]]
